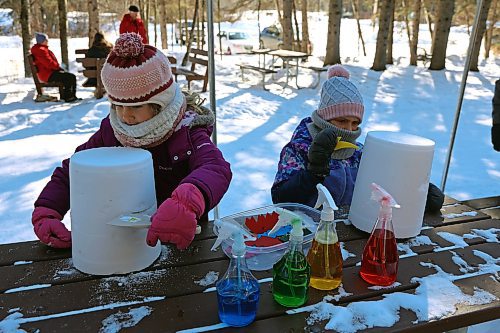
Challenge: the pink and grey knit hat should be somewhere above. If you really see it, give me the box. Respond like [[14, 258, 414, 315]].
[[317, 64, 364, 122], [101, 32, 178, 108]]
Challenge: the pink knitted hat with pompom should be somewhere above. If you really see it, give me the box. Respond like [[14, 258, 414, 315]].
[[101, 32, 178, 107], [317, 64, 364, 122]]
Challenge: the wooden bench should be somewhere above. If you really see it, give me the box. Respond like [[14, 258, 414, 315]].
[[75, 49, 106, 99], [298, 65, 328, 89], [238, 63, 277, 91], [174, 48, 208, 92], [27, 53, 64, 102]]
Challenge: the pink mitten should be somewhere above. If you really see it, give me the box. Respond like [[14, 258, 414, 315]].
[[146, 183, 205, 250], [32, 207, 72, 248]]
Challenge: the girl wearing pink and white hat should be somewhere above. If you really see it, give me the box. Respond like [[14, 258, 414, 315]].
[[32, 33, 232, 250], [272, 65, 443, 217]]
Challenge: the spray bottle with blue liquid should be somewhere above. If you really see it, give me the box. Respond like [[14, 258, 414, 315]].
[[269, 212, 311, 307], [211, 219, 260, 327]]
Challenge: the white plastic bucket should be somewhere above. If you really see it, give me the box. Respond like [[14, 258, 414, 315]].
[[348, 131, 435, 238], [70, 147, 160, 275]]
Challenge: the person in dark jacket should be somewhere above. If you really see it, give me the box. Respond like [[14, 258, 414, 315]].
[[32, 33, 232, 250], [271, 64, 444, 218], [83, 32, 113, 87], [30, 32, 80, 102], [119, 5, 148, 44], [492, 79, 500, 151]]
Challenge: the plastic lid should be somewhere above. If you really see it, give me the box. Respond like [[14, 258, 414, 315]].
[[71, 147, 152, 170], [367, 131, 435, 152]]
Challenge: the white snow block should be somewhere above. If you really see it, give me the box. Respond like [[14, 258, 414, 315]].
[[349, 131, 435, 238], [70, 147, 160, 275]]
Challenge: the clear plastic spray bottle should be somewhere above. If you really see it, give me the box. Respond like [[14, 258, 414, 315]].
[[270, 213, 310, 307], [360, 183, 400, 286], [307, 184, 343, 290], [211, 219, 260, 327]]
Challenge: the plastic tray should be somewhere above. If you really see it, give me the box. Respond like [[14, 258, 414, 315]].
[[213, 203, 321, 270]]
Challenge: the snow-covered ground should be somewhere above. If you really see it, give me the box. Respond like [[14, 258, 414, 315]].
[[0, 14, 498, 246]]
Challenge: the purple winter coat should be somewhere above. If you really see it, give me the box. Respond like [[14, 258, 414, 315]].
[[35, 116, 232, 217]]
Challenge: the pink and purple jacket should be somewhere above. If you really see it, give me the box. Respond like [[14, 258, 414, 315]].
[[34, 116, 232, 217]]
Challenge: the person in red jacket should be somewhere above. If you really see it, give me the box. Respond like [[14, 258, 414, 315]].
[[119, 5, 148, 44], [30, 32, 80, 103]]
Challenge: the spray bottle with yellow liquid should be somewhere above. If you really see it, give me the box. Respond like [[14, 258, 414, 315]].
[[306, 183, 343, 290]]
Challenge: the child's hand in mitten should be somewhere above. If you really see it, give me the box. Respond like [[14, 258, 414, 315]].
[[308, 127, 338, 178], [32, 207, 72, 248], [425, 183, 445, 213], [146, 183, 205, 250]]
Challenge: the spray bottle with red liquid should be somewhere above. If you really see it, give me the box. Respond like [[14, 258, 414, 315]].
[[359, 183, 400, 286]]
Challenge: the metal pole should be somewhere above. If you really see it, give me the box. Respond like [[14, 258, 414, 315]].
[[206, 0, 219, 220], [440, 0, 484, 192]]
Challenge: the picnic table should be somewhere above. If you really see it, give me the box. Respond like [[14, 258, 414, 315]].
[[268, 49, 310, 89], [0, 195, 499, 332]]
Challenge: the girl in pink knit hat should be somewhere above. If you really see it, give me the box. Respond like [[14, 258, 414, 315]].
[[272, 64, 443, 217], [32, 33, 232, 250]]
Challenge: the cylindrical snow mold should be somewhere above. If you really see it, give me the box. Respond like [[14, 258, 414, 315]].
[[70, 147, 161, 275], [348, 131, 435, 238]]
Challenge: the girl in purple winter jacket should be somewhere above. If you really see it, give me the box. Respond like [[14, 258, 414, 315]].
[[32, 33, 232, 250]]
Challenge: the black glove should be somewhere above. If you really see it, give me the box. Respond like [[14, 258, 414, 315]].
[[425, 183, 444, 213], [492, 124, 500, 152], [307, 128, 338, 178]]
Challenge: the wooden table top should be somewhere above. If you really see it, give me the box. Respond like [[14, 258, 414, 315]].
[[0, 196, 498, 332], [268, 49, 310, 58]]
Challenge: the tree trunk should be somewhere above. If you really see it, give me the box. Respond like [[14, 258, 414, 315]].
[[159, 0, 168, 49], [429, 0, 454, 70], [153, 0, 158, 47], [87, 0, 99, 48], [30, 0, 43, 34], [422, 0, 433, 44], [371, 0, 394, 71], [409, 0, 421, 66], [351, 0, 366, 56], [386, 0, 394, 65], [372, 0, 379, 28], [484, 0, 497, 59], [58, 0, 69, 71], [301, 0, 310, 53], [323, 0, 342, 65], [219, 0, 223, 58], [469, 0, 493, 71], [293, 0, 301, 50], [182, 0, 199, 66], [282, 0, 294, 49], [178, 0, 182, 44], [275, 0, 283, 25], [21, 0, 31, 77]]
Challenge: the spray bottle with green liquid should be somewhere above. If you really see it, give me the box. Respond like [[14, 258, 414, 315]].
[[306, 184, 343, 290], [269, 213, 310, 307]]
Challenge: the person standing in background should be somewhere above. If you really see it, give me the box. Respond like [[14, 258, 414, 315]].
[[492, 79, 500, 151], [119, 5, 148, 44]]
